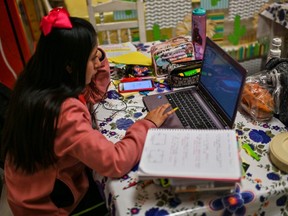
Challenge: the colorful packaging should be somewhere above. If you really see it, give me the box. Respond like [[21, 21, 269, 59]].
[[150, 36, 201, 87], [192, 8, 206, 60]]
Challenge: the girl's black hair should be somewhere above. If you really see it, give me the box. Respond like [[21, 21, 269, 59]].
[[1, 17, 97, 174]]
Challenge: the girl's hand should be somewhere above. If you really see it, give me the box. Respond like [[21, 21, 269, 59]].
[[144, 103, 175, 127]]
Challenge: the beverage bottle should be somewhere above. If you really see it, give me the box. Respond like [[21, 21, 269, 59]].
[[265, 37, 282, 115], [192, 7, 206, 60], [266, 37, 282, 63]]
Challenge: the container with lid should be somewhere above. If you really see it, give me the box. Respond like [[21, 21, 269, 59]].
[[267, 37, 282, 63], [192, 7, 206, 60], [269, 132, 288, 173]]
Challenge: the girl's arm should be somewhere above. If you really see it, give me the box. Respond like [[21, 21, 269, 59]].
[[56, 99, 157, 178]]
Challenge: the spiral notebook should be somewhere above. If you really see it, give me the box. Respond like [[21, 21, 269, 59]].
[[143, 37, 247, 129], [138, 128, 242, 182]]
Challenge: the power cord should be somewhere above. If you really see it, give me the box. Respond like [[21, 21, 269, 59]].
[[91, 79, 147, 124]]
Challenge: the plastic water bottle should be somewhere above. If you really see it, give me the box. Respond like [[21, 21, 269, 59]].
[[267, 37, 282, 63], [192, 7, 206, 60]]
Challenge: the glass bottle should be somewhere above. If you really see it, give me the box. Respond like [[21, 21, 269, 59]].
[[266, 37, 282, 63]]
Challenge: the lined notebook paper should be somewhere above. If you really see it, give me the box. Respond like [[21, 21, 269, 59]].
[[138, 129, 242, 182]]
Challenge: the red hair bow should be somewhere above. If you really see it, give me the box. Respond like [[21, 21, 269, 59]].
[[40, 7, 72, 36]]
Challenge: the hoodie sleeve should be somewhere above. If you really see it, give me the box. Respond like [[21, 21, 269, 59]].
[[55, 98, 157, 178], [83, 48, 111, 104]]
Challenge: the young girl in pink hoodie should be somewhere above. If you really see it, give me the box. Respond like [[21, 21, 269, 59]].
[[1, 8, 174, 215]]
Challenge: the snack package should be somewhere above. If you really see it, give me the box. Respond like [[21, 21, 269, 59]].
[[241, 82, 275, 121], [240, 58, 288, 123]]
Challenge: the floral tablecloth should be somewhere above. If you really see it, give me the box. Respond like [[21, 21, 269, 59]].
[[93, 82, 288, 216], [92, 40, 288, 216]]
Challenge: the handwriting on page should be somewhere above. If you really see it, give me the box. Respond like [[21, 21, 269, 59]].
[[142, 130, 237, 177]]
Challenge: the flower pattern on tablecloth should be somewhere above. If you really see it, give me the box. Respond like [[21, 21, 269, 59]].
[[107, 90, 122, 100], [115, 118, 134, 130], [236, 112, 287, 162], [145, 207, 169, 216], [96, 83, 288, 216], [209, 184, 255, 216], [235, 113, 288, 215], [276, 195, 288, 207], [97, 89, 146, 140]]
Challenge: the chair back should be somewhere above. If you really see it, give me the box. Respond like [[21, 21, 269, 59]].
[[41, 0, 52, 13], [86, 0, 146, 44]]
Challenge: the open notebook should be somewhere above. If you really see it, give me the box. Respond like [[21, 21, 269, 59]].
[[143, 37, 247, 129], [138, 129, 242, 183]]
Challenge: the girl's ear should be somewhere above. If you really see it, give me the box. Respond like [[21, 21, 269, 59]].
[[66, 65, 72, 73]]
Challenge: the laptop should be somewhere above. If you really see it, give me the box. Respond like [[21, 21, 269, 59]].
[[143, 37, 247, 129]]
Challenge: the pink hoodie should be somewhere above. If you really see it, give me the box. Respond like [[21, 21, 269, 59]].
[[5, 49, 156, 215]]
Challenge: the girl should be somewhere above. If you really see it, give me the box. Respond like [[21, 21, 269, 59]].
[[1, 8, 174, 215]]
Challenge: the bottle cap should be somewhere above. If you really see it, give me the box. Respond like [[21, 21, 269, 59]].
[[192, 8, 206, 16], [272, 38, 282, 47]]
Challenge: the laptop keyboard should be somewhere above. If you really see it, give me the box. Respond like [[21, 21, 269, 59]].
[[166, 90, 217, 129]]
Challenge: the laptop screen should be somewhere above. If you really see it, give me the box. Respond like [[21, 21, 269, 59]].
[[199, 38, 246, 124]]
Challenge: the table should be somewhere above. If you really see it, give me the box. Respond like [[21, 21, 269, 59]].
[[93, 43, 288, 216]]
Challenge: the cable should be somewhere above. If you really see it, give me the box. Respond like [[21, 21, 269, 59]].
[[90, 80, 114, 129], [91, 80, 114, 115], [95, 98, 146, 123], [91, 80, 147, 124]]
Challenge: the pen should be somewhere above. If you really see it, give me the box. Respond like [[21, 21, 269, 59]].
[[120, 77, 155, 82], [174, 185, 234, 194], [141, 180, 154, 189], [122, 92, 138, 99], [161, 51, 187, 59], [173, 107, 179, 111], [158, 45, 187, 57], [123, 180, 138, 190], [123, 180, 154, 190], [171, 57, 194, 64], [120, 77, 141, 82], [169, 53, 193, 62], [141, 76, 156, 80]]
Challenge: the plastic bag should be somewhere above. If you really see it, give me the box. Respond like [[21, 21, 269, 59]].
[[240, 58, 288, 123], [241, 81, 275, 121], [266, 58, 288, 125]]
